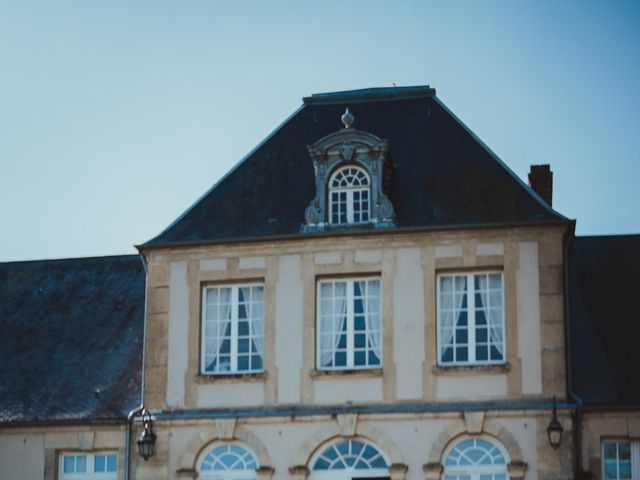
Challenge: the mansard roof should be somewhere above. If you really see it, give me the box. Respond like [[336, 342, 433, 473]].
[[143, 86, 567, 248], [568, 235, 640, 407], [0, 255, 145, 424]]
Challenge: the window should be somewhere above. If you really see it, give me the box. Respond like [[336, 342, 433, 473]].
[[329, 166, 370, 225], [317, 278, 381, 370], [437, 272, 505, 366], [442, 437, 508, 480], [59, 452, 117, 480], [201, 284, 264, 374], [603, 440, 640, 480], [199, 443, 258, 480], [310, 438, 389, 479]]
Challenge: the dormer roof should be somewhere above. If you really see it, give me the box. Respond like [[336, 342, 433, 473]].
[[143, 86, 568, 248]]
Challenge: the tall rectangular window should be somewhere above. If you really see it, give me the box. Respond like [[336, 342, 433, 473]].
[[603, 441, 640, 480], [201, 284, 264, 374], [59, 452, 117, 479], [437, 272, 505, 366], [317, 278, 381, 370]]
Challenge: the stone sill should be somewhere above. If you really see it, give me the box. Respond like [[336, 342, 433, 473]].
[[194, 372, 266, 384], [431, 363, 510, 376], [310, 368, 383, 379]]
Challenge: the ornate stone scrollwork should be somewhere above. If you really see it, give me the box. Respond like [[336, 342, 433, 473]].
[[301, 109, 396, 232]]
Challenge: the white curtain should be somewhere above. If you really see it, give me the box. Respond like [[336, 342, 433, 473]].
[[440, 276, 466, 358], [206, 287, 232, 372], [245, 286, 264, 359], [362, 280, 381, 362], [320, 282, 347, 367], [477, 275, 504, 357]]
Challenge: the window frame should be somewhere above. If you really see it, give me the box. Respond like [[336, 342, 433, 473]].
[[441, 436, 509, 480], [309, 437, 390, 480], [200, 282, 265, 376], [316, 276, 382, 372], [328, 165, 371, 225], [58, 451, 118, 480], [436, 271, 506, 367], [198, 442, 259, 480], [602, 439, 640, 480]]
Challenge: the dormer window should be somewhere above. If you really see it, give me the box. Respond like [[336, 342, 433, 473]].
[[302, 109, 395, 232], [329, 166, 370, 225]]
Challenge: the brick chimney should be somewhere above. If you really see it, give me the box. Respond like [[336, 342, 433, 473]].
[[528, 164, 553, 206]]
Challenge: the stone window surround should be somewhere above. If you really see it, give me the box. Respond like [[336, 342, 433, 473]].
[[302, 117, 395, 232]]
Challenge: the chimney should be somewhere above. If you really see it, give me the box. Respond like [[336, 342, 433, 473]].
[[528, 164, 553, 206]]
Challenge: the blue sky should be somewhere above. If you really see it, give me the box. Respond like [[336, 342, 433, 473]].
[[1, 1, 639, 261]]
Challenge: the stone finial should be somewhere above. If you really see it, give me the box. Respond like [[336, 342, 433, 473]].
[[341, 108, 354, 129]]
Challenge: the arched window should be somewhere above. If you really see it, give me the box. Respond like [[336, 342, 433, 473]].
[[328, 166, 370, 225], [198, 443, 258, 480], [310, 438, 389, 480], [442, 437, 509, 480]]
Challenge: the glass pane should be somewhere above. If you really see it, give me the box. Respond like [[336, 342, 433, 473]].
[[76, 456, 86, 473], [106, 454, 117, 472], [605, 461, 618, 479], [64, 456, 75, 473], [619, 462, 631, 479], [456, 347, 468, 362], [619, 442, 631, 459], [95, 455, 105, 472]]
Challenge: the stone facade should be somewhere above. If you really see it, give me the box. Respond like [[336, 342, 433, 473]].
[[136, 224, 574, 480]]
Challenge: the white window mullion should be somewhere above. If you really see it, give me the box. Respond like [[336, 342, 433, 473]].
[[467, 274, 476, 363], [230, 287, 239, 372], [632, 441, 640, 480], [346, 282, 355, 368]]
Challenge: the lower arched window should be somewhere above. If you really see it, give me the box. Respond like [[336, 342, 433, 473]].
[[442, 437, 509, 480], [310, 438, 389, 480], [198, 443, 258, 480]]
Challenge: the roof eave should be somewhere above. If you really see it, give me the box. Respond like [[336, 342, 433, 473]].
[[137, 218, 574, 253]]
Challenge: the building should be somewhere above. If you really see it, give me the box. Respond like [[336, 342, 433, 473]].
[[0, 256, 145, 479], [1, 86, 638, 480]]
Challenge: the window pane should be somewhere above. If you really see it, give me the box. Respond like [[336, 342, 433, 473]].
[[619, 442, 631, 459], [64, 456, 75, 473], [76, 456, 86, 473], [106, 454, 117, 472], [95, 454, 105, 472]]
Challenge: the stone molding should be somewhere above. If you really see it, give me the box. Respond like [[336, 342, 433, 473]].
[[423, 462, 443, 480], [290, 422, 404, 468], [176, 468, 197, 479], [176, 423, 273, 475], [288, 465, 310, 480], [302, 122, 396, 232], [389, 463, 409, 480], [336, 413, 358, 437], [425, 414, 527, 479]]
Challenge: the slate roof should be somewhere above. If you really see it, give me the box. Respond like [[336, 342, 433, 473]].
[[0, 255, 145, 424], [568, 235, 640, 406], [144, 86, 567, 248]]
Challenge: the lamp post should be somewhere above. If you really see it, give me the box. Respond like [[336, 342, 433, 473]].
[[136, 409, 156, 461], [547, 396, 564, 450]]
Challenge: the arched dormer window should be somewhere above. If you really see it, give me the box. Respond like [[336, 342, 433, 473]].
[[442, 437, 509, 480], [310, 438, 389, 480], [329, 166, 370, 225], [198, 443, 258, 480], [302, 109, 395, 233]]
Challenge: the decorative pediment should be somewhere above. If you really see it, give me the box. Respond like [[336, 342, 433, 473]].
[[302, 109, 396, 232]]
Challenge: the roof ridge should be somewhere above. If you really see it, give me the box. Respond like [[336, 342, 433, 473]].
[[303, 85, 435, 104]]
